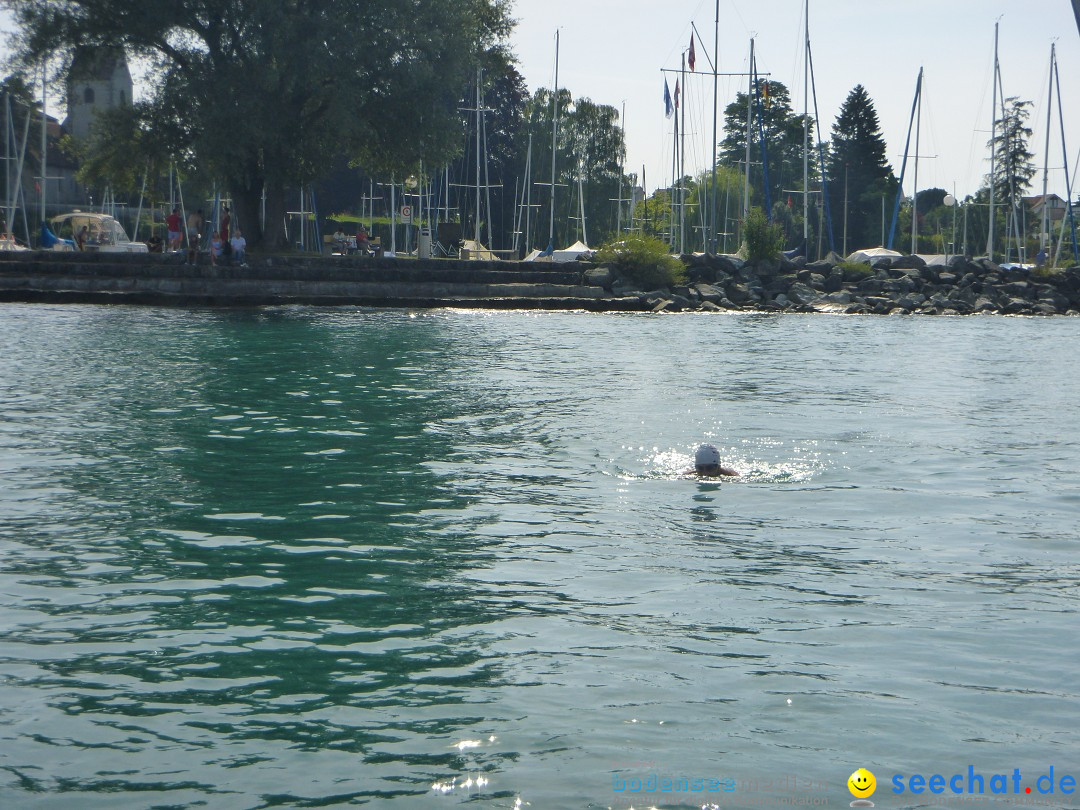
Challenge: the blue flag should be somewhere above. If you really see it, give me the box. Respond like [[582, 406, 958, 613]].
[[663, 78, 673, 119]]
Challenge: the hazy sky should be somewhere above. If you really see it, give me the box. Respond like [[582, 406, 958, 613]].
[[2, 1, 1076, 204], [509, 0, 1080, 201]]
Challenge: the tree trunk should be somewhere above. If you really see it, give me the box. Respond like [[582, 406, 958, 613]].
[[231, 183, 263, 250], [229, 180, 288, 250]]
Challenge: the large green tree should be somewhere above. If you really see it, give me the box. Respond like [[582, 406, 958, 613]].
[[719, 80, 813, 216], [524, 88, 625, 251], [826, 84, 897, 252], [3, 0, 512, 247]]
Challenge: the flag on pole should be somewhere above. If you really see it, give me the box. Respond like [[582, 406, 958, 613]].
[[663, 79, 673, 118], [674, 80, 680, 110], [689, 33, 696, 72]]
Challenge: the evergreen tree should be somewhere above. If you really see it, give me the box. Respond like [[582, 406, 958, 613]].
[[826, 85, 897, 251], [987, 97, 1035, 217]]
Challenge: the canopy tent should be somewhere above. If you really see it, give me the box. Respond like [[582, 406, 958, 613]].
[[846, 247, 903, 264], [461, 239, 495, 261], [522, 248, 550, 262], [552, 240, 591, 264]]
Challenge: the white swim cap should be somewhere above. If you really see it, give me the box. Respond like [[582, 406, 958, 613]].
[[695, 443, 721, 467]]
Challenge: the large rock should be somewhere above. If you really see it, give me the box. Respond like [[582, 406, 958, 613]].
[[727, 282, 756, 304], [786, 282, 820, 307], [693, 283, 724, 303], [889, 254, 926, 270], [857, 277, 884, 295], [583, 267, 615, 288], [824, 267, 844, 293]]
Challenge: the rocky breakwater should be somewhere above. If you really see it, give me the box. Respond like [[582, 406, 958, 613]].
[[582, 253, 1080, 316]]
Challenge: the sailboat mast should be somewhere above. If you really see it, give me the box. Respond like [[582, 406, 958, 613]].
[[743, 39, 753, 222], [710, 0, 719, 252], [616, 101, 625, 237], [912, 68, 922, 255], [1040, 44, 1054, 254], [578, 163, 587, 247], [549, 30, 560, 249], [987, 21, 999, 261], [40, 61, 47, 225], [680, 51, 687, 254], [803, 0, 810, 255], [475, 68, 482, 246]]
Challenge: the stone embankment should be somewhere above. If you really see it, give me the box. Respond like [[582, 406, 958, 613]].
[[0, 251, 648, 311], [595, 253, 1080, 316], [2, 249, 1080, 315]]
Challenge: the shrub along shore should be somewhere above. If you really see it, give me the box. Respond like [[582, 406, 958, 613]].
[[1, 249, 1079, 315]]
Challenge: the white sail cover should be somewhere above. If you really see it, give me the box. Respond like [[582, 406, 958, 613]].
[[846, 247, 903, 264], [552, 240, 591, 263]]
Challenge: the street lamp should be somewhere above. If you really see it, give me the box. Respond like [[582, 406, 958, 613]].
[[944, 193, 956, 261]]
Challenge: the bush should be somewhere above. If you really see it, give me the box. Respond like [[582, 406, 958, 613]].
[[837, 260, 874, 279], [743, 207, 785, 263], [1031, 265, 1064, 280], [594, 234, 686, 290]]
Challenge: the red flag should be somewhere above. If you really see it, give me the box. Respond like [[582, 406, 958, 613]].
[[674, 80, 680, 110], [34, 181, 41, 194], [689, 34, 696, 72]]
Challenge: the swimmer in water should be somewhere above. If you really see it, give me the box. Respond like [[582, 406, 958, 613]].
[[691, 443, 739, 477]]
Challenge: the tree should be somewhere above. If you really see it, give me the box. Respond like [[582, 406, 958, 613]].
[[719, 80, 813, 216], [826, 85, 897, 252], [3, 0, 512, 247], [524, 88, 624, 250], [453, 47, 529, 250], [685, 165, 744, 253], [987, 96, 1035, 251]]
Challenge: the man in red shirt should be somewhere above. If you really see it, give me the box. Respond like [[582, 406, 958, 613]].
[[166, 207, 182, 252]]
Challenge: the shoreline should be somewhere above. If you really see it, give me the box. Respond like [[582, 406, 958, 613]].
[[1, 250, 1078, 315]]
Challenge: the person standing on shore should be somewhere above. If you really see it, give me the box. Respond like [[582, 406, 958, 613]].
[[166, 207, 182, 252], [219, 206, 232, 261], [186, 209, 204, 264]]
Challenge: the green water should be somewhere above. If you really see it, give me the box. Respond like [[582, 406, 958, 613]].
[[1, 305, 1078, 809]]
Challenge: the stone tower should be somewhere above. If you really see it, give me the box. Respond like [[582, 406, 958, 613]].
[[65, 48, 133, 141]]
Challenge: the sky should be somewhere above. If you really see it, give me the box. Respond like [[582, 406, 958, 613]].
[[508, 0, 1080, 201], [1, 1, 1077, 204]]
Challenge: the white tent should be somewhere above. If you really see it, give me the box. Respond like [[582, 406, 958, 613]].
[[522, 248, 550, 262], [552, 240, 591, 263], [461, 239, 495, 260], [846, 247, 903, 264]]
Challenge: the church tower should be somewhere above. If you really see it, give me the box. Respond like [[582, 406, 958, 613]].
[[65, 48, 133, 141]]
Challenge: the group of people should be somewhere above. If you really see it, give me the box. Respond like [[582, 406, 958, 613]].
[[165, 206, 246, 265], [331, 224, 373, 255]]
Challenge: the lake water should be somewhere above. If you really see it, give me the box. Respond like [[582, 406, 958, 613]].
[[1, 304, 1078, 810]]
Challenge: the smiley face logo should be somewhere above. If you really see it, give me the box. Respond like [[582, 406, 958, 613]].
[[848, 768, 876, 798]]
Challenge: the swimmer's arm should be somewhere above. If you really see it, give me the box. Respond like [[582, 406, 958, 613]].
[[719, 466, 739, 476]]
